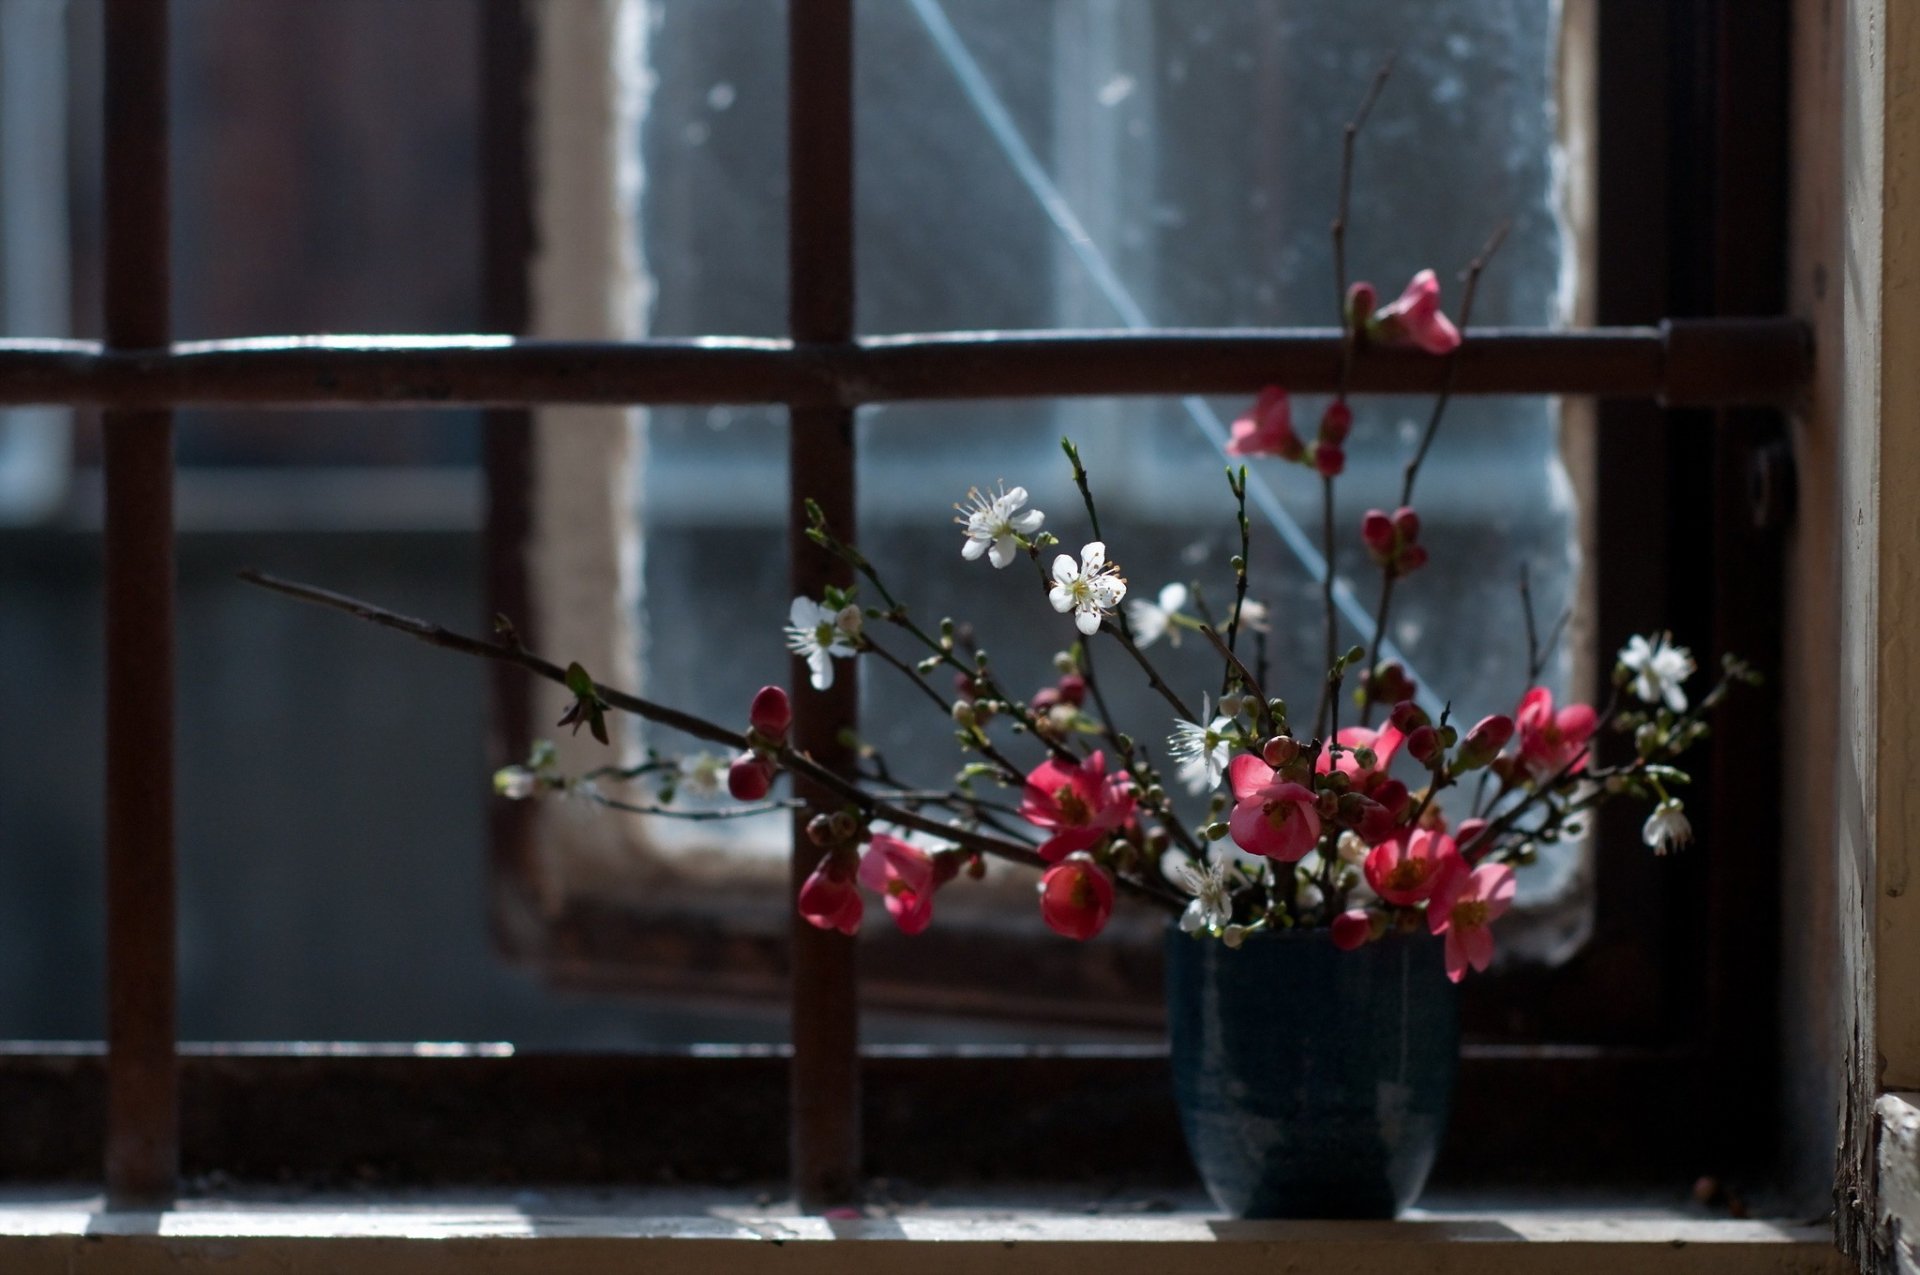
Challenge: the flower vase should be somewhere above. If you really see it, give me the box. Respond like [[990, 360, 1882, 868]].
[[1164, 924, 1460, 1218]]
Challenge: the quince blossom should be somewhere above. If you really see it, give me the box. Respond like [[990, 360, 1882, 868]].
[[1363, 828, 1459, 907], [858, 833, 938, 935], [1038, 854, 1115, 941], [955, 482, 1045, 570], [785, 596, 861, 691], [1428, 858, 1516, 982], [1619, 632, 1695, 711], [1369, 268, 1463, 355], [1049, 541, 1128, 636], [1226, 754, 1322, 862], [798, 857, 863, 935], [1019, 750, 1136, 861], [1225, 386, 1304, 460], [1515, 686, 1597, 780]]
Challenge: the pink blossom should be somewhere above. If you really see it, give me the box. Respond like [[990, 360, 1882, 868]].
[[1370, 268, 1462, 355], [749, 685, 792, 742], [1515, 687, 1598, 779], [1364, 828, 1460, 907], [798, 857, 862, 936], [858, 833, 937, 935], [1318, 400, 1353, 445], [1038, 855, 1115, 941], [1428, 859, 1517, 982], [1019, 751, 1136, 862], [1226, 754, 1322, 862], [1316, 723, 1405, 782], [728, 753, 774, 801], [1331, 908, 1377, 951], [1226, 386, 1304, 460]]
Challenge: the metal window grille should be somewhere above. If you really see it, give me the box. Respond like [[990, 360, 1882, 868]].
[[0, 0, 1806, 1208]]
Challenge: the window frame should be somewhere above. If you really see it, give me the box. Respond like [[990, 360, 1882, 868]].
[[0, 0, 1815, 1214]]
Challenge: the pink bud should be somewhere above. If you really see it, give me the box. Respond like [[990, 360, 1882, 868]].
[[1319, 400, 1353, 445], [1406, 725, 1442, 766], [1360, 509, 1397, 559], [1372, 778, 1411, 816], [1352, 797, 1397, 845], [1391, 506, 1421, 542], [728, 753, 774, 801], [1331, 908, 1375, 952], [1057, 673, 1087, 706], [1467, 714, 1516, 751], [1262, 736, 1302, 768], [1369, 269, 1462, 355], [1455, 818, 1491, 854], [1038, 856, 1115, 942], [1397, 544, 1429, 574], [798, 856, 862, 935], [749, 685, 792, 742], [1314, 445, 1346, 478], [1389, 700, 1429, 733]]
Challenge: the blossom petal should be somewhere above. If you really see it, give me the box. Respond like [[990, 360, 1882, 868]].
[[1074, 607, 1102, 636], [1226, 753, 1275, 800]]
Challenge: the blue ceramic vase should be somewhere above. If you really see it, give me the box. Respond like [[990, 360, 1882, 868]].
[[1164, 924, 1460, 1218]]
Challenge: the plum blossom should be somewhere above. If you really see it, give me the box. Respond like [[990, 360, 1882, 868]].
[[1515, 687, 1598, 779], [1174, 856, 1238, 935], [785, 596, 861, 691], [1038, 854, 1115, 941], [1226, 753, 1322, 862], [955, 482, 1045, 569], [1428, 858, 1516, 982], [1619, 632, 1695, 711], [798, 857, 863, 935], [1019, 750, 1135, 861], [493, 765, 538, 800], [1168, 694, 1235, 795], [1049, 541, 1128, 636], [858, 833, 938, 934], [677, 752, 726, 797], [1369, 268, 1462, 355], [1225, 386, 1304, 460], [1128, 582, 1189, 647], [1642, 799, 1693, 855]]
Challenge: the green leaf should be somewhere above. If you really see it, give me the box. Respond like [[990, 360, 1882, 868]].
[[564, 662, 595, 698]]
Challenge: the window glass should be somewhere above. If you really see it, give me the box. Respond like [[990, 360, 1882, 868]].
[[639, 1, 1577, 908]]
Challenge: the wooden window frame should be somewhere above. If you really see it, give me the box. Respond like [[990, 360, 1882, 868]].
[[0, 0, 1822, 1218]]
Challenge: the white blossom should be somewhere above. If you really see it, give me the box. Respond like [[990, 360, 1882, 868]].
[[955, 483, 1045, 569], [1168, 693, 1234, 794], [493, 765, 538, 800], [785, 595, 861, 691], [1175, 857, 1238, 935], [1048, 541, 1128, 636], [1619, 631, 1695, 712], [1642, 799, 1693, 855], [1127, 583, 1189, 647], [678, 752, 726, 798], [1232, 598, 1272, 633]]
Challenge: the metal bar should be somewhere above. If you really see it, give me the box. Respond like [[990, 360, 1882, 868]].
[[101, 0, 177, 1207], [0, 319, 1811, 408], [786, 0, 860, 1213]]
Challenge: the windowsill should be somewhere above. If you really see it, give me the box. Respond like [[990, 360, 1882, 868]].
[[0, 1190, 1844, 1273]]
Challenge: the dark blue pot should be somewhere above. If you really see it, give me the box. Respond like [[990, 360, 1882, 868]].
[[1165, 924, 1460, 1218]]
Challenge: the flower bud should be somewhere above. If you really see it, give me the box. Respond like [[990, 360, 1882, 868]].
[[1345, 281, 1378, 331], [1057, 673, 1087, 706], [951, 699, 977, 728], [728, 754, 774, 801], [1389, 700, 1429, 732], [797, 856, 862, 936], [1331, 908, 1376, 951], [1391, 506, 1421, 542], [1261, 735, 1301, 768], [749, 685, 792, 742], [1397, 544, 1430, 574], [1455, 818, 1491, 852], [828, 809, 859, 842], [1360, 509, 1397, 561], [1319, 400, 1353, 445], [1371, 778, 1411, 816], [493, 765, 538, 800], [1037, 855, 1115, 942], [1314, 445, 1346, 478], [1456, 714, 1515, 770], [1405, 725, 1442, 766], [806, 813, 838, 845]]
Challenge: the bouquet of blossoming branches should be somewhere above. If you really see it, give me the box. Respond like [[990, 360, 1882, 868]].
[[253, 68, 1752, 985], [472, 251, 1751, 982]]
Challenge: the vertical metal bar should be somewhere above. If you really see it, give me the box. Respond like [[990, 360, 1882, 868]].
[[786, 0, 860, 1211], [102, 0, 177, 1207]]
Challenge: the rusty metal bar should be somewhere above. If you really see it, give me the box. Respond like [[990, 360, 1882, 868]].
[[0, 318, 1809, 408], [101, 0, 177, 1207], [786, 0, 860, 1213]]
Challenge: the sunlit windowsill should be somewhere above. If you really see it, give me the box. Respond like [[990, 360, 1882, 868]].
[[0, 1188, 1844, 1273]]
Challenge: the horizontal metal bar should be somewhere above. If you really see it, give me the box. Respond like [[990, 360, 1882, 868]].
[[0, 319, 1808, 409]]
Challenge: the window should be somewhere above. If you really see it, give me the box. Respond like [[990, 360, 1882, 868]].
[[0, 0, 1838, 1246]]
